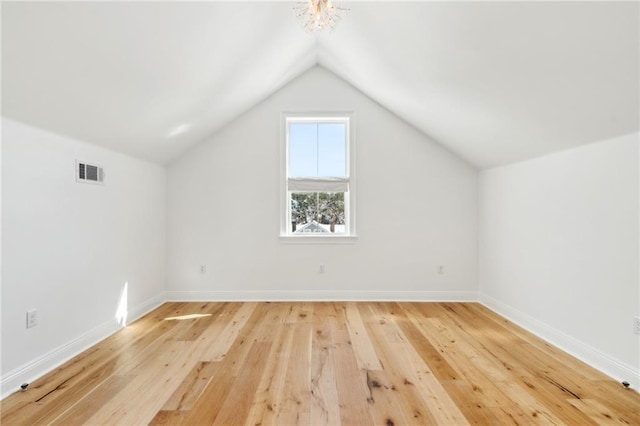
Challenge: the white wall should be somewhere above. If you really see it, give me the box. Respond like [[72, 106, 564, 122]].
[[166, 66, 478, 300], [479, 133, 639, 386], [1, 118, 166, 396]]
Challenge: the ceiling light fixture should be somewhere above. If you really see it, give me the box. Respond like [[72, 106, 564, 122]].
[[294, 0, 348, 32]]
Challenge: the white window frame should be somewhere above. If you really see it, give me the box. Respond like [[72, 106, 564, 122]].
[[279, 112, 357, 244]]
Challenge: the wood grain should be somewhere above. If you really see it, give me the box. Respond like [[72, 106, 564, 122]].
[[2, 302, 638, 425]]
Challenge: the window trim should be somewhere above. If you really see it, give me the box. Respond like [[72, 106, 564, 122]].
[[279, 111, 357, 242]]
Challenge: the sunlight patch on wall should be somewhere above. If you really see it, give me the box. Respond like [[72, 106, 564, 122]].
[[115, 282, 128, 326], [166, 123, 192, 138]]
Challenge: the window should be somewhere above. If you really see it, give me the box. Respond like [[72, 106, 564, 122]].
[[281, 113, 356, 241]]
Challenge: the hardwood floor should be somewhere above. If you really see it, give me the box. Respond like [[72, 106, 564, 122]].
[[1, 302, 638, 425]]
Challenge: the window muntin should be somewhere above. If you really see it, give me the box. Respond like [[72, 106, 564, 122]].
[[283, 115, 354, 238]]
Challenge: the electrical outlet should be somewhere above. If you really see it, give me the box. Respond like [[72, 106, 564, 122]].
[[437, 265, 445, 275], [319, 264, 325, 274], [200, 265, 207, 274], [634, 316, 640, 335], [26, 310, 37, 328]]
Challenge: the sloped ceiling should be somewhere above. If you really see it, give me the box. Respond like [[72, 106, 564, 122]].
[[2, 1, 638, 168]]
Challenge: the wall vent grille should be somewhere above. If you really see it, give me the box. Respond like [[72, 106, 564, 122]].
[[76, 161, 104, 184]]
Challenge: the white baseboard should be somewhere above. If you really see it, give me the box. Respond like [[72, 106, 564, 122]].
[[0, 292, 166, 400], [165, 290, 478, 302], [479, 293, 640, 390], [127, 292, 166, 326]]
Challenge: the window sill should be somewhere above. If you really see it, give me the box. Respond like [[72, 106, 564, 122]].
[[278, 235, 358, 245]]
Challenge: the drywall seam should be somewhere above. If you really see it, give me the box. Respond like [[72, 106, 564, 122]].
[[0, 292, 166, 400], [479, 293, 640, 390]]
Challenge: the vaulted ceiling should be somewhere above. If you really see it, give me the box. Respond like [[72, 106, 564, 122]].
[[2, 1, 638, 168]]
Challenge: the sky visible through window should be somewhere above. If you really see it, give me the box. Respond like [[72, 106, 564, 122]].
[[289, 123, 346, 177]]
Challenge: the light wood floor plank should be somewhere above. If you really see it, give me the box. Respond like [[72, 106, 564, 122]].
[[204, 301, 258, 361], [363, 302, 469, 425], [276, 322, 313, 425], [344, 302, 383, 371], [244, 322, 295, 426], [328, 302, 376, 426], [2, 302, 637, 425], [213, 341, 273, 426], [309, 303, 341, 426], [50, 375, 132, 426], [84, 340, 197, 425], [159, 361, 215, 412]]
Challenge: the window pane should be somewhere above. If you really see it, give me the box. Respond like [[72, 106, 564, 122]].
[[290, 192, 345, 234], [289, 123, 318, 177], [318, 123, 346, 177], [289, 122, 346, 178]]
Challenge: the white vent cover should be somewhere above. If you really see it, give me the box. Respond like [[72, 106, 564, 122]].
[[76, 161, 104, 184]]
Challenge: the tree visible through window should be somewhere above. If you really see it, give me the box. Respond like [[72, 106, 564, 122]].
[[284, 116, 353, 236], [291, 192, 345, 232]]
